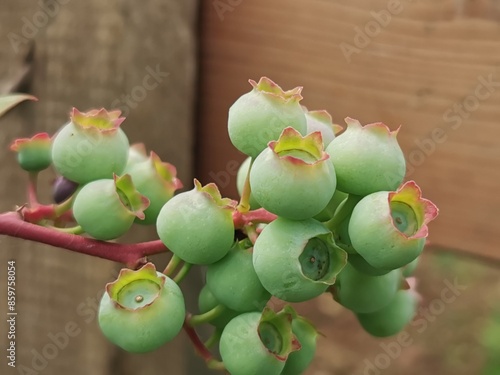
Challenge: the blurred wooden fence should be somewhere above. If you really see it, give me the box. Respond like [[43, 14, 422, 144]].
[[0, 1, 201, 374], [198, 0, 500, 262]]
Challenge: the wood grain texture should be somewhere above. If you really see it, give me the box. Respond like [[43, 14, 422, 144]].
[[0, 1, 198, 374], [198, 0, 500, 260]]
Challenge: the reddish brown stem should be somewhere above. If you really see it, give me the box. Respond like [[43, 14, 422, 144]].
[[0, 211, 168, 267], [183, 318, 213, 361], [232, 208, 278, 230], [183, 317, 224, 370], [28, 172, 39, 207]]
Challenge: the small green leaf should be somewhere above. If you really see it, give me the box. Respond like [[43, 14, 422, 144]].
[[0, 94, 37, 118]]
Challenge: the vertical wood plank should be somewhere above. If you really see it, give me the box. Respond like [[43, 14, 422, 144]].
[[0, 1, 199, 374], [198, 0, 500, 260]]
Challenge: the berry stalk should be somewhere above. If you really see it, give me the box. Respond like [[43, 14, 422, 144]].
[[0, 211, 168, 267], [182, 318, 225, 371]]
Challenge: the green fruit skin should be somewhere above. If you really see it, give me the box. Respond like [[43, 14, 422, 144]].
[[52, 121, 129, 184], [314, 190, 348, 222], [325, 122, 405, 196], [206, 243, 271, 312], [402, 257, 419, 277], [348, 254, 391, 276], [228, 90, 307, 158], [253, 218, 345, 302], [125, 160, 174, 225], [198, 285, 239, 330], [17, 147, 52, 172], [236, 156, 261, 209], [335, 263, 400, 313], [250, 148, 336, 220], [156, 189, 234, 265], [356, 289, 418, 337], [126, 144, 148, 166], [305, 112, 335, 147], [348, 191, 425, 270], [73, 179, 135, 240], [98, 273, 185, 353], [220, 312, 286, 375], [281, 318, 318, 375]]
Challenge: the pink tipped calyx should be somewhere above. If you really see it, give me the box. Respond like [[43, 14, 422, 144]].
[[389, 180, 439, 239], [114, 174, 150, 220], [106, 263, 165, 311], [258, 307, 301, 361], [194, 179, 237, 210], [10, 132, 51, 152], [249, 77, 303, 103], [270, 127, 328, 165], [150, 152, 183, 193], [71, 107, 125, 132], [345, 117, 400, 138]]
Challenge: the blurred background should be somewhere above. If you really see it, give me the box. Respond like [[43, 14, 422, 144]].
[[1, 0, 499, 374]]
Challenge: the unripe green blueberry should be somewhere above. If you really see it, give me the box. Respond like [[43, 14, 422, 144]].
[[236, 156, 261, 209], [10, 132, 52, 172], [250, 127, 337, 220], [253, 218, 347, 302], [156, 180, 235, 265], [219, 308, 300, 375], [124, 151, 182, 225], [332, 263, 400, 313], [303, 107, 343, 148], [73, 174, 149, 240], [98, 263, 185, 352], [402, 257, 420, 277], [126, 143, 149, 166], [281, 308, 319, 375], [198, 285, 239, 330], [348, 254, 391, 276], [348, 181, 439, 270], [206, 239, 271, 312], [314, 190, 348, 222], [51, 108, 129, 184], [326, 118, 405, 196], [356, 289, 418, 337], [228, 77, 307, 158]]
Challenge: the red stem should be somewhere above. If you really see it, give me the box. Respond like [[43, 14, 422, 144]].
[[182, 318, 215, 363], [232, 208, 277, 230], [0, 211, 168, 267]]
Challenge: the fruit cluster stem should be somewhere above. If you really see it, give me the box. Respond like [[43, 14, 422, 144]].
[[0, 211, 168, 267], [232, 208, 278, 229], [27, 172, 39, 206], [173, 262, 192, 284], [188, 304, 226, 326], [183, 318, 225, 371]]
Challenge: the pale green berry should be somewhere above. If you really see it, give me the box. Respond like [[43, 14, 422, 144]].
[[206, 239, 271, 312], [250, 127, 336, 220], [220, 308, 300, 375], [10, 132, 52, 172], [349, 181, 438, 270], [228, 77, 307, 158], [253, 218, 347, 302], [332, 263, 400, 313], [156, 180, 235, 265], [52, 108, 129, 184], [98, 263, 185, 352], [72, 174, 149, 240], [124, 151, 182, 225], [356, 289, 418, 337], [326, 118, 405, 196]]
